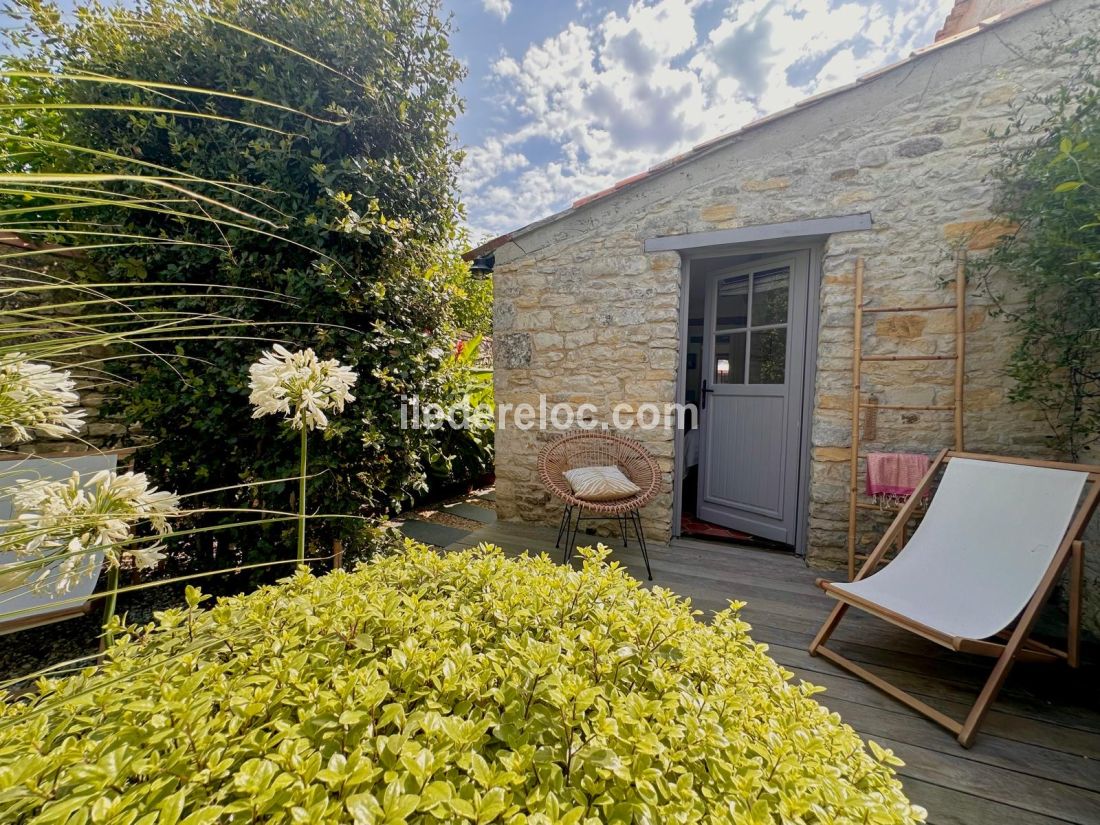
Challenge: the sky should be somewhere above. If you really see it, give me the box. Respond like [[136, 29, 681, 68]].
[[445, 0, 956, 244]]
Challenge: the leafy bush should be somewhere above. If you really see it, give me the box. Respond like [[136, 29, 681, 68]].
[[0, 544, 924, 823], [424, 335, 494, 493], [3, 0, 471, 557], [448, 271, 494, 339]]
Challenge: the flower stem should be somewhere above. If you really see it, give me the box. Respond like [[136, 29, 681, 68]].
[[102, 563, 119, 649], [297, 426, 308, 564]]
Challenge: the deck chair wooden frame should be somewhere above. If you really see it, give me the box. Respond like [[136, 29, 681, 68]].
[[809, 449, 1100, 748], [0, 448, 136, 636]]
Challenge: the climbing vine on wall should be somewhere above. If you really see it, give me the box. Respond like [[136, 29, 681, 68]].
[[973, 36, 1100, 461]]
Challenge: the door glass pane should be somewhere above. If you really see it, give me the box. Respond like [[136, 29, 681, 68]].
[[749, 328, 786, 384], [715, 274, 749, 329], [714, 332, 746, 384], [751, 266, 790, 327]]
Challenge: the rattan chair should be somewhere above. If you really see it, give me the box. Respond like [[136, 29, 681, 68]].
[[537, 431, 661, 579]]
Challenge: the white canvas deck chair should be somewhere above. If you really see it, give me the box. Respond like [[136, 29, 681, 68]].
[[810, 450, 1100, 747], [0, 450, 130, 635]]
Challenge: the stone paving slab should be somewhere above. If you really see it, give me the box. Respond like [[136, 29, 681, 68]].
[[444, 502, 497, 524], [398, 519, 470, 548]]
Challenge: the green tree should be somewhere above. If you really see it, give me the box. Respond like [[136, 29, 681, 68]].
[[448, 267, 493, 337], [974, 36, 1100, 461], [2, 0, 470, 557]]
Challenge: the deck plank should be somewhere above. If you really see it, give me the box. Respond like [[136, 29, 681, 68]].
[[815, 693, 1100, 791], [753, 624, 1100, 728], [444, 521, 1100, 824], [869, 733, 1100, 823], [768, 641, 1100, 734], [773, 640, 1100, 759], [900, 778, 1069, 825]]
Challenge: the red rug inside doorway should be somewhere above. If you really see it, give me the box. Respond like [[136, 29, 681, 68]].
[[679, 514, 755, 542]]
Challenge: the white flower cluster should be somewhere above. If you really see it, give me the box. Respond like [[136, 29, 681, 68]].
[[248, 344, 358, 431], [5, 470, 181, 595], [0, 354, 86, 444]]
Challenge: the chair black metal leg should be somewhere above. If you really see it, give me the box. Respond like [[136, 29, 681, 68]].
[[562, 505, 573, 563], [629, 510, 652, 580], [555, 504, 571, 549], [619, 515, 629, 546], [565, 505, 583, 566]]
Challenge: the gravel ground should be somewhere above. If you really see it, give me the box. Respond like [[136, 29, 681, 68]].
[[390, 487, 496, 534], [418, 509, 484, 531], [0, 583, 188, 691], [0, 545, 270, 691]]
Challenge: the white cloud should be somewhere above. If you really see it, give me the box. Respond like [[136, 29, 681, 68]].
[[459, 137, 529, 200], [463, 0, 955, 240], [482, 0, 512, 21]]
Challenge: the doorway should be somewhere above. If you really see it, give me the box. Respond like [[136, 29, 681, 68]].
[[678, 247, 816, 550]]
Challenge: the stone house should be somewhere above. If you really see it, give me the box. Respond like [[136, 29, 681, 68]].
[[470, 0, 1100, 626]]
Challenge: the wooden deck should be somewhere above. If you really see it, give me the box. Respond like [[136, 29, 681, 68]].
[[446, 522, 1100, 825]]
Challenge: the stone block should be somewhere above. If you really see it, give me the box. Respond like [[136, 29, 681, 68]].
[[700, 204, 739, 224], [922, 116, 961, 134], [88, 422, 127, 437], [813, 446, 851, 463], [812, 420, 851, 448], [856, 147, 889, 168], [495, 333, 532, 369], [741, 177, 790, 192], [895, 137, 943, 158], [494, 300, 516, 331], [531, 332, 564, 350], [875, 314, 928, 340], [978, 84, 1020, 107], [835, 189, 872, 207], [816, 394, 851, 411]]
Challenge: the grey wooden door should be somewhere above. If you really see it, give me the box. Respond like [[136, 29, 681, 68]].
[[696, 251, 810, 544]]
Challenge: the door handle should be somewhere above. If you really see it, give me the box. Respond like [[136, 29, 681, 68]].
[[701, 379, 714, 410]]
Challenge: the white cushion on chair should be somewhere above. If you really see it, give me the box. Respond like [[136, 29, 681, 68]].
[[564, 466, 641, 502]]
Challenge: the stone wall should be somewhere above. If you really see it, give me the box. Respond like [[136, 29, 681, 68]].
[[491, 0, 1100, 630], [1, 256, 136, 459], [12, 380, 133, 458]]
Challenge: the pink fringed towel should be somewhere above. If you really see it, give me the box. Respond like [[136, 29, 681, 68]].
[[866, 452, 930, 506]]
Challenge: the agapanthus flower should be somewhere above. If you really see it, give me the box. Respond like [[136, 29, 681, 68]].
[[0, 354, 86, 444], [248, 344, 358, 431], [4, 470, 181, 595]]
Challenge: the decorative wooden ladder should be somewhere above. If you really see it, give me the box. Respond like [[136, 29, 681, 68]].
[[846, 254, 966, 578]]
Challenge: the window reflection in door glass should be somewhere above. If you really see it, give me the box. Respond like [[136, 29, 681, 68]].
[[751, 266, 790, 327], [714, 333, 746, 383], [715, 275, 749, 329], [749, 328, 786, 384]]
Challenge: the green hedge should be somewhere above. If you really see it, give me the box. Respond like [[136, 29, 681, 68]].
[[5, 0, 471, 557], [0, 545, 925, 823]]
